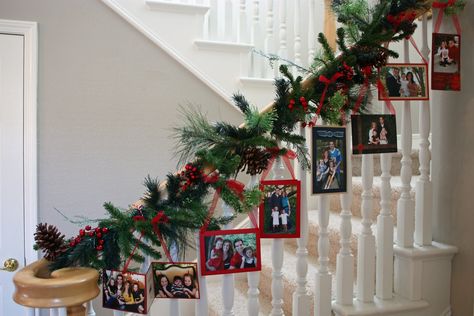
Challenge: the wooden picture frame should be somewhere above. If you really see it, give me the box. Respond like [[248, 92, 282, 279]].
[[152, 262, 200, 299], [378, 63, 429, 100]]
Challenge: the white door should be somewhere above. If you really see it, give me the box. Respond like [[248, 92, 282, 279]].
[[0, 33, 28, 315]]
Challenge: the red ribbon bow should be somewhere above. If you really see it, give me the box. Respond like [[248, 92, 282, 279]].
[[316, 72, 344, 118], [433, 0, 461, 35], [351, 66, 373, 116], [151, 211, 172, 262], [432, 0, 456, 8], [226, 179, 246, 199]]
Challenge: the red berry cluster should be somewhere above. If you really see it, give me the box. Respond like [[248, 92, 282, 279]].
[[69, 225, 109, 251], [180, 163, 203, 191], [301, 121, 315, 128], [288, 96, 309, 112], [340, 62, 354, 81]]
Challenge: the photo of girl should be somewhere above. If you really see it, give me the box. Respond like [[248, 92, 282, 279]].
[[240, 246, 257, 268], [432, 33, 461, 91], [152, 262, 200, 299], [205, 237, 224, 271], [222, 239, 234, 270]]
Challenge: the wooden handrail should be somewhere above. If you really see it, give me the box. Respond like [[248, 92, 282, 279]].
[[13, 259, 99, 316]]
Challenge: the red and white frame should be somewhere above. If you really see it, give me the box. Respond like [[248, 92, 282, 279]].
[[378, 62, 430, 101]]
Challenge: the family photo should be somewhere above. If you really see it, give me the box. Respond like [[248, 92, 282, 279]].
[[102, 269, 152, 314], [259, 180, 300, 238], [152, 262, 200, 299], [312, 126, 347, 194], [432, 33, 461, 91], [379, 63, 429, 100], [351, 114, 397, 154], [200, 228, 261, 275]]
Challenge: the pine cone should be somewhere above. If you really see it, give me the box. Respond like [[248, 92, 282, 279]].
[[34, 223, 67, 261], [238, 147, 272, 175]]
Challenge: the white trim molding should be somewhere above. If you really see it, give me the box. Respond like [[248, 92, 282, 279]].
[[145, 0, 210, 15], [0, 19, 38, 265]]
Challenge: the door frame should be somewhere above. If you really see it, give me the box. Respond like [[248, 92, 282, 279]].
[[0, 19, 38, 265]]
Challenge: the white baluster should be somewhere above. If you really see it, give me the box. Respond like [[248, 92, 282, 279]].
[[250, 0, 262, 77], [307, 0, 316, 66], [415, 13, 432, 246], [292, 127, 311, 316], [376, 116, 394, 299], [293, 0, 302, 73], [247, 174, 260, 316], [276, 0, 288, 77], [224, 0, 234, 42], [271, 155, 285, 316], [315, 195, 332, 316], [58, 308, 67, 316], [263, 0, 275, 78], [222, 202, 235, 316], [237, 0, 247, 43], [85, 300, 96, 315], [207, 0, 218, 40], [396, 39, 415, 248], [195, 231, 209, 316], [27, 308, 36, 316], [49, 309, 59, 316], [336, 122, 354, 305], [356, 153, 376, 302]]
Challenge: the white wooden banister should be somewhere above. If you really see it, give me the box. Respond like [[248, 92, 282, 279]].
[[264, 0, 275, 78], [415, 13, 432, 246], [396, 39, 415, 248], [293, 0, 302, 72], [292, 126, 311, 316], [276, 0, 288, 78], [247, 174, 261, 316], [237, 0, 247, 43], [336, 122, 354, 306], [250, 0, 262, 78], [307, 0, 317, 66], [271, 155, 285, 316]]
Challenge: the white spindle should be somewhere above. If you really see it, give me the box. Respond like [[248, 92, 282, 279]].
[[195, 231, 209, 316], [415, 13, 433, 246], [49, 309, 59, 316], [264, 0, 275, 78], [207, 0, 218, 40], [27, 308, 36, 316], [276, 0, 288, 77], [222, 202, 235, 316], [237, 0, 247, 43], [271, 155, 285, 316], [293, 0, 302, 72], [356, 154, 376, 302], [315, 195, 332, 316], [250, 0, 262, 77], [336, 122, 354, 305], [85, 301, 96, 315], [292, 127, 311, 316], [113, 310, 124, 316], [247, 174, 261, 316], [307, 0, 316, 66], [396, 39, 415, 248], [224, 0, 234, 41], [58, 308, 67, 316]]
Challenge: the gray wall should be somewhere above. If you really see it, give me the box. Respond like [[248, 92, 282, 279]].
[[431, 4, 474, 315], [0, 0, 242, 237]]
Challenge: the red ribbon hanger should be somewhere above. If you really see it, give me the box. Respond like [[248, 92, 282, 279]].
[[260, 148, 297, 182], [432, 0, 462, 35]]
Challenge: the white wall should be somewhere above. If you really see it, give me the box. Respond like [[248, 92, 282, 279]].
[[431, 4, 474, 316]]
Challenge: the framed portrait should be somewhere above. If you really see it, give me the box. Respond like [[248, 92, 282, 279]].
[[200, 228, 261, 276], [432, 33, 461, 91], [259, 179, 300, 238], [102, 268, 154, 314], [152, 262, 200, 299], [311, 126, 347, 194], [378, 63, 429, 100], [351, 114, 397, 155]]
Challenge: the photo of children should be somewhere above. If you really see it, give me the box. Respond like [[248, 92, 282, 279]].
[[152, 262, 200, 299], [259, 180, 300, 238], [432, 33, 461, 91], [312, 126, 347, 194], [351, 114, 397, 155], [379, 63, 429, 100], [200, 228, 261, 276], [102, 270, 149, 313]]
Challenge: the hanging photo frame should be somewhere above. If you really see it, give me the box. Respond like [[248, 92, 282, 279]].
[[200, 228, 261, 276], [259, 179, 300, 239], [378, 63, 429, 100], [431, 33, 461, 91], [351, 114, 398, 155], [311, 126, 347, 194], [152, 262, 200, 299]]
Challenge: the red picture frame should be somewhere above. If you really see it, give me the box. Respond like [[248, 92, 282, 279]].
[[378, 63, 429, 101], [200, 228, 261, 276], [151, 262, 200, 299], [431, 33, 461, 91], [259, 179, 301, 238]]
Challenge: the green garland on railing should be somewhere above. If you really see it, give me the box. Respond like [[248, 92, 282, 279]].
[[34, 0, 433, 272]]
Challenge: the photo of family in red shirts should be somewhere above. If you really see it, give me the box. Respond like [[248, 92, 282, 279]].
[[432, 33, 461, 91]]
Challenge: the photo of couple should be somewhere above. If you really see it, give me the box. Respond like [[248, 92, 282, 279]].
[[432, 33, 461, 91], [102, 270, 150, 314], [200, 228, 261, 275], [379, 63, 429, 100], [152, 262, 199, 299], [260, 180, 300, 238], [351, 115, 397, 155], [312, 126, 347, 194]]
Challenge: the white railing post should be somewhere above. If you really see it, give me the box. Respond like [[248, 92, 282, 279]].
[[250, 0, 262, 78], [207, 0, 218, 40], [307, 0, 316, 66], [276, 0, 288, 78], [85, 301, 96, 316], [315, 195, 332, 316], [292, 127, 311, 316], [293, 0, 302, 73], [263, 0, 275, 78], [396, 39, 415, 248], [415, 13, 433, 246], [356, 153, 376, 302], [224, 0, 234, 42], [195, 231, 209, 316], [222, 202, 235, 316], [237, 0, 247, 43], [336, 122, 354, 305], [271, 154, 285, 316], [247, 174, 261, 316]]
